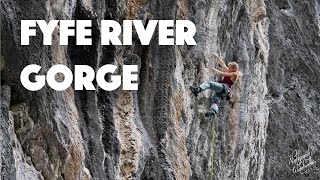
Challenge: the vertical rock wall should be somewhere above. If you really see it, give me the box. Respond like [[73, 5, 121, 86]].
[[1, 0, 320, 180], [264, 0, 320, 179]]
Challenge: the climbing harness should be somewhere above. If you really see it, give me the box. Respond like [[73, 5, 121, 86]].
[[217, 84, 233, 101]]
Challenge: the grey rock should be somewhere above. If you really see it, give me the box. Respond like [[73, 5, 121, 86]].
[[1, 0, 320, 180]]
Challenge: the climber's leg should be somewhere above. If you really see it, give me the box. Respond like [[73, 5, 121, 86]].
[[190, 82, 224, 96], [199, 81, 224, 93], [205, 95, 221, 117]]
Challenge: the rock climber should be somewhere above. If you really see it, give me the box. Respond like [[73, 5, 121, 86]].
[[190, 53, 240, 117]]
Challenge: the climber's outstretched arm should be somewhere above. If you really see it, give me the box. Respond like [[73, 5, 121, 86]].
[[213, 53, 228, 72], [212, 68, 237, 78]]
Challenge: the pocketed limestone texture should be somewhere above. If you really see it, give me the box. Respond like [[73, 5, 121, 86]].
[[1, 0, 320, 180]]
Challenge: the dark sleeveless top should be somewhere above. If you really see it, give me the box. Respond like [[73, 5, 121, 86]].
[[220, 77, 234, 88]]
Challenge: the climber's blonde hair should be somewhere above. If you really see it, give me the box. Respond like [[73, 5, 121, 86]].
[[228, 62, 239, 72]]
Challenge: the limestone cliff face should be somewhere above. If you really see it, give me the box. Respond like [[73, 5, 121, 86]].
[[1, 0, 320, 180]]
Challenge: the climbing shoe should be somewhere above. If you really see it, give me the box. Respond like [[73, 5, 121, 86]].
[[205, 111, 216, 117], [190, 86, 202, 96]]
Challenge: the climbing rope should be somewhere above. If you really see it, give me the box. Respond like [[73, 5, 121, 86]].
[[210, 116, 215, 180]]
